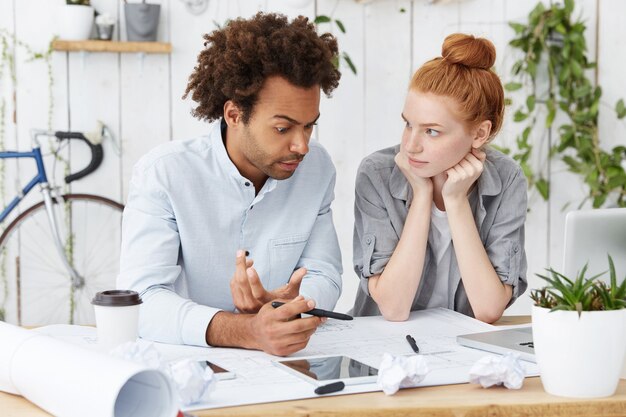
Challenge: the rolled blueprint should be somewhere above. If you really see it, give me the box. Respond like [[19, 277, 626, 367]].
[[0, 321, 177, 417]]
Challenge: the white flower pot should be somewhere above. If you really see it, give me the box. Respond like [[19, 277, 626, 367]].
[[532, 305, 626, 398], [58, 5, 94, 41]]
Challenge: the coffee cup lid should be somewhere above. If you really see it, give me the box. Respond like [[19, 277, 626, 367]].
[[92, 290, 142, 307]]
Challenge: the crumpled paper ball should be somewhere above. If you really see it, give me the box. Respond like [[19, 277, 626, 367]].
[[377, 353, 429, 395], [168, 358, 217, 405], [110, 341, 217, 405], [468, 352, 525, 389]]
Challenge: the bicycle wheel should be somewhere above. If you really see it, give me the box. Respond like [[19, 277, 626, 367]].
[[0, 194, 124, 326]]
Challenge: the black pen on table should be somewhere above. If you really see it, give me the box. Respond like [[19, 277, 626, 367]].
[[406, 334, 419, 354], [271, 301, 353, 321]]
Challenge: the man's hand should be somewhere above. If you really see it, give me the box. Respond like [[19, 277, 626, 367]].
[[441, 148, 486, 203], [249, 296, 325, 356], [230, 250, 306, 313], [230, 250, 264, 313]]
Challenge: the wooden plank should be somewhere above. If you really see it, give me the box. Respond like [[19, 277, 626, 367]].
[[0, 0, 18, 325], [52, 40, 172, 54], [498, 0, 552, 315], [119, 0, 173, 199], [548, 0, 598, 275], [11, 0, 71, 325], [316, 0, 365, 313], [412, 0, 459, 69], [363, 0, 412, 155]]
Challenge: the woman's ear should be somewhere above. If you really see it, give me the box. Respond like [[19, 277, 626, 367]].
[[472, 120, 492, 149], [223, 101, 242, 127]]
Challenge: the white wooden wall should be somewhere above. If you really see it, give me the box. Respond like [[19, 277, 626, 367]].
[[1, 0, 625, 315]]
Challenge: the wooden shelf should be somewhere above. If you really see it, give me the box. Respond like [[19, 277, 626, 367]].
[[52, 40, 172, 54]]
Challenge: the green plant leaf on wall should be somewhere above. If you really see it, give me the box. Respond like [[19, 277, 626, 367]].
[[342, 53, 357, 75], [507, 1, 626, 208], [315, 15, 357, 75], [334, 19, 346, 34], [536, 177, 549, 200], [617, 99, 626, 119], [505, 81, 523, 91], [314, 15, 332, 24]]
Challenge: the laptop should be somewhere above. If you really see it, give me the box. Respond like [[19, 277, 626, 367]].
[[456, 208, 626, 363], [456, 326, 535, 362], [562, 208, 626, 282]]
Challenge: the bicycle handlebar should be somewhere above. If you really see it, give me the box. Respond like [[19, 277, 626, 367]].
[[54, 131, 104, 184]]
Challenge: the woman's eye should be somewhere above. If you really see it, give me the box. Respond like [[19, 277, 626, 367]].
[[426, 128, 440, 137], [276, 127, 289, 133]]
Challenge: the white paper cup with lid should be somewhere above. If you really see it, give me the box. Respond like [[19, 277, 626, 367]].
[[92, 290, 142, 352]]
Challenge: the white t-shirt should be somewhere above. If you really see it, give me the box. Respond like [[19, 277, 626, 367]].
[[426, 202, 454, 309]]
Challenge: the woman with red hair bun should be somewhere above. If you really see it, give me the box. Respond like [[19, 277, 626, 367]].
[[352, 33, 528, 323]]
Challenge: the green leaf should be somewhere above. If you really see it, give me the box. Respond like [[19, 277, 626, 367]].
[[509, 22, 526, 34], [564, 0, 574, 15], [526, 95, 536, 112], [616, 99, 626, 119], [342, 52, 357, 75], [334, 19, 346, 34], [505, 82, 523, 91], [536, 177, 550, 200], [514, 109, 528, 122], [546, 99, 556, 128], [593, 194, 607, 208], [571, 59, 583, 78], [314, 15, 331, 24]]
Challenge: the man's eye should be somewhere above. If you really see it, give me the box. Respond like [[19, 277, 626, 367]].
[[276, 127, 289, 133], [404, 121, 412, 129], [426, 128, 440, 137], [304, 123, 317, 130]]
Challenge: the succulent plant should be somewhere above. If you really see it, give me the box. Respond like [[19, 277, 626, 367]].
[[531, 255, 626, 317]]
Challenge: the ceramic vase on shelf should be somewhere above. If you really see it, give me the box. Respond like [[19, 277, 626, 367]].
[[124, 1, 161, 42], [58, 4, 94, 41]]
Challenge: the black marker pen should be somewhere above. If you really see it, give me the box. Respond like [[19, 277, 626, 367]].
[[314, 381, 345, 395], [271, 301, 353, 321]]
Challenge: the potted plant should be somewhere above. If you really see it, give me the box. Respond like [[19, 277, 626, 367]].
[[58, 0, 95, 41], [123, 0, 161, 42], [531, 256, 626, 398]]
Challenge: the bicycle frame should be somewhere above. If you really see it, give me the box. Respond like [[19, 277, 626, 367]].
[[0, 129, 83, 287]]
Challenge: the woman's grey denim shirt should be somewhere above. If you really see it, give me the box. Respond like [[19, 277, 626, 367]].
[[352, 145, 528, 317]]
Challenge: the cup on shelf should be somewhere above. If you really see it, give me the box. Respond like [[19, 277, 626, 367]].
[[91, 290, 142, 352], [96, 23, 114, 40]]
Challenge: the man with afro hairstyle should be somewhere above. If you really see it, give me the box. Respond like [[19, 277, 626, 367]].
[[118, 12, 343, 356]]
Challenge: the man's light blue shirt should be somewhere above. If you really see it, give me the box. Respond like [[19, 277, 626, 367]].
[[118, 120, 342, 347]]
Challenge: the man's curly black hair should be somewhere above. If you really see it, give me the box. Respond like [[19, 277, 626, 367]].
[[182, 12, 341, 124]]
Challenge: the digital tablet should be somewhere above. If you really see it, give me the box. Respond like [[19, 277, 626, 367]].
[[274, 355, 378, 386], [197, 359, 236, 380]]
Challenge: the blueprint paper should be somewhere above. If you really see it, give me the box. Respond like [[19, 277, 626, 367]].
[[33, 308, 540, 411], [0, 321, 176, 417]]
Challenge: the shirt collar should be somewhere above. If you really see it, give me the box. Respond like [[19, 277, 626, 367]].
[[388, 146, 503, 202], [210, 118, 279, 196]]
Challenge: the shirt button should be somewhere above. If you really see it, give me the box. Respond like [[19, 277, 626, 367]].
[[365, 237, 372, 245], [250, 205, 254, 209], [244, 181, 251, 187]]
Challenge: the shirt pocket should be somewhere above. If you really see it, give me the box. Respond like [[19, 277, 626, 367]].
[[269, 233, 308, 288]]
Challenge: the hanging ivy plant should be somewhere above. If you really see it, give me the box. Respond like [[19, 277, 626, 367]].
[[501, 0, 626, 208]]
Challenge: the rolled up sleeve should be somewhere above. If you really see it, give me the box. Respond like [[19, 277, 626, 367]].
[[353, 160, 398, 296], [484, 168, 528, 305]]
